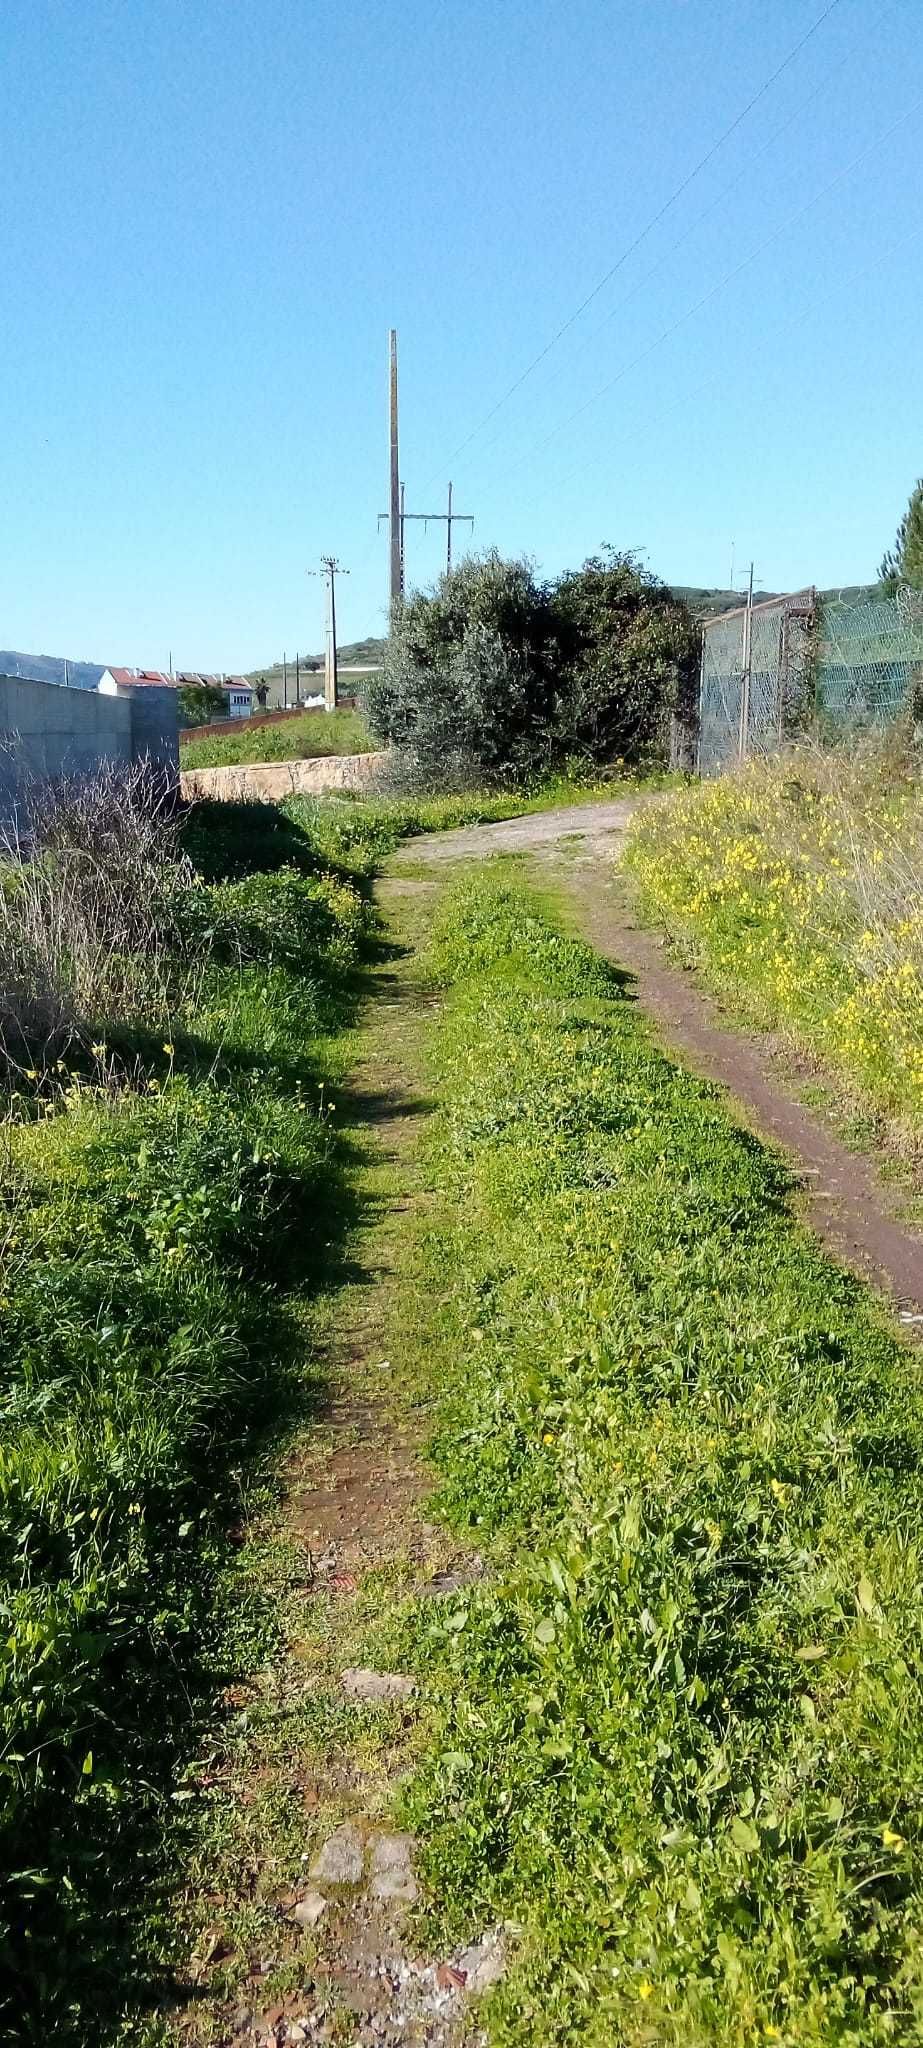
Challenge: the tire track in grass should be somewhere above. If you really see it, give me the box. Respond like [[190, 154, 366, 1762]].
[[168, 875, 497, 2048]]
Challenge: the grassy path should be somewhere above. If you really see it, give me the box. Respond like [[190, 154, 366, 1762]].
[[396, 867, 923, 2046], [160, 831, 923, 2047], [391, 803, 923, 1327], [166, 875, 492, 2047], [560, 866, 923, 1320]]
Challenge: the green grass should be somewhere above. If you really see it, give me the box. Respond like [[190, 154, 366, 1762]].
[[396, 869, 923, 2046], [179, 707, 371, 769], [626, 746, 923, 1144], [0, 796, 392, 2040]]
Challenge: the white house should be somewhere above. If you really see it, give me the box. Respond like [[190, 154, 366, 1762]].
[[180, 672, 253, 719], [99, 668, 253, 719]]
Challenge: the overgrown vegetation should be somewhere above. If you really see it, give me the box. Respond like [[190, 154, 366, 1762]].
[[177, 681, 228, 728], [627, 740, 923, 1143], [367, 548, 697, 785], [0, 781, 386, 2038], [0, 771, 632, 2037], [400, 870, 923, 2045], [180, 706, 370, 770], [880, 475, 923, 592]]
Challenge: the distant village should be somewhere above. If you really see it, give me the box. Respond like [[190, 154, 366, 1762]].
[[99, 668, 260, 719]]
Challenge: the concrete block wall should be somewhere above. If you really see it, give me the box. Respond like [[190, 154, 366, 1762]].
[[124, 684, 180, 772], [0, 673, 179, 826]]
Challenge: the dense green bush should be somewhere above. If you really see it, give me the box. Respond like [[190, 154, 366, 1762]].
[[367, 552, 558, 785], [177, 682, 227, 727], [367, 548, 697, 782], [553, 547, 700, 764]]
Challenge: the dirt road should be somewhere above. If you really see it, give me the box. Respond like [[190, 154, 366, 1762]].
[[393, 797, 923, 1323], [393, 794, 645, 863]]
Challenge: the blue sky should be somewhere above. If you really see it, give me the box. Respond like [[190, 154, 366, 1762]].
[[2, 0, 920, 669]]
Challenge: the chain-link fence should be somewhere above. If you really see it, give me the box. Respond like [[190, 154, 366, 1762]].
[[815, 589, 923, 726], [697, 591, 814, 774], [696, 586, 923, 774]]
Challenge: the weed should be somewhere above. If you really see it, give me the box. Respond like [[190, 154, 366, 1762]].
[[399, 869, 923, 2045], [179, 709, 371, 772], [627, 740, 923, 1150], [0, 792, 389, 2039]]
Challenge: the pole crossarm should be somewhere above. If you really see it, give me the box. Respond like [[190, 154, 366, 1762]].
[[308, 557, 349, 712]]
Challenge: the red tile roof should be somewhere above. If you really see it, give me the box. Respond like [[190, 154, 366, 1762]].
[[106, 666, 174, 688], [108, 668, 251, 693]]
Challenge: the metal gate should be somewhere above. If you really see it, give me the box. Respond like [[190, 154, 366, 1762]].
[[697, 590, 815, 774]]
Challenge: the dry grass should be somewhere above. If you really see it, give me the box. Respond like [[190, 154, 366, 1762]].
[[0, 759, 198, 1064]]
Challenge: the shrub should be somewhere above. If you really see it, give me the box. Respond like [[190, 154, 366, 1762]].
[[366, 551, 557, 785], [177, 682, 227, 727], [552, 547, 700, 765], [366, 547, 698, 785]]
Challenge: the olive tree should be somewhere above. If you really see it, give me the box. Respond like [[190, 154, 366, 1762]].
[[366, 552, 556, 784]]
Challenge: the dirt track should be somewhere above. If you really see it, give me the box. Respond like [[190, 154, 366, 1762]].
[[393, 798, 923, 1324], [394, 794, 645, 862]]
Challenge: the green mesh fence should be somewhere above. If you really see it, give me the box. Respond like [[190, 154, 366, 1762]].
[[697, 587, 923, 773], [815, 589, 923, 725]]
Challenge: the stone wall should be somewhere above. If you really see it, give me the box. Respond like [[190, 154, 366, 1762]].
[[180, 750, 390, 804]]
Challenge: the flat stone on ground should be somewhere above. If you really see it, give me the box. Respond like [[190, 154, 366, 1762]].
[[369, 1831, 418, 1904], [457, 1928, 506, 1993], [309, 1821, 365, 1886], [341, 1666, 416, 1704], [293, 1888, 328, 1928]]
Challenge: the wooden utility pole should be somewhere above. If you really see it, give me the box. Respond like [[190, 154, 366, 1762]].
[[389, 329, 402, 615], [309, 558, 350, 712]]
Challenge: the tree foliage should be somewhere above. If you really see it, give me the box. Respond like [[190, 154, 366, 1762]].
[[366, 552, 556, 784], [552, 549, 699, 765], [880, 478, 923, 591], [366, 547, 698, 784], [177, 683, 227, 728]]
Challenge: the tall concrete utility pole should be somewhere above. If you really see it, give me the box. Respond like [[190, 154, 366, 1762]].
[[379, 482, 474, 584], [310, 557, 349, 711], [389, 329, 402, 615]]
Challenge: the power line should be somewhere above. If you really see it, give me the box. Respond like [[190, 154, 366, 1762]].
[[450, 0, 893, 484], [419, 0, 846, 489], [497, 90, 922, 488], [542, 215, 923, 503]]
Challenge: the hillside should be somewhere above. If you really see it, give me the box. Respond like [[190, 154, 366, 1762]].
[[0, 649, 105, 690]]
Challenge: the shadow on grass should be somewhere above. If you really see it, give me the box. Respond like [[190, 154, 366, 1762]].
[[0, 975, 412, 2044]]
